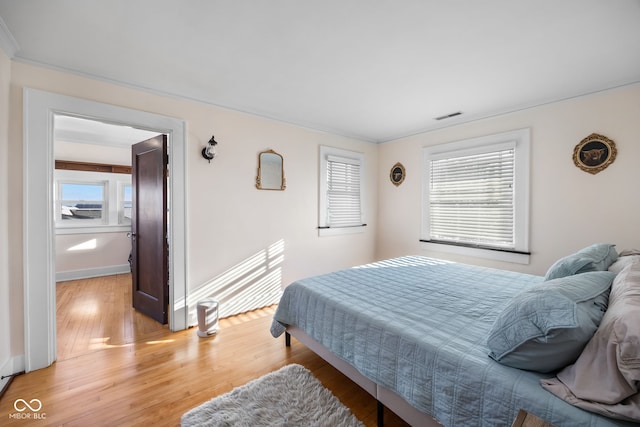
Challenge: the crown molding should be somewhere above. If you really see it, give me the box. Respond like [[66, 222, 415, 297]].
[[0, 15, 18, 57]]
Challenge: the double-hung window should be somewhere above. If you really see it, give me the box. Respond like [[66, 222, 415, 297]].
[[319, 146, 365, 236], [421, 128, 530, 263]]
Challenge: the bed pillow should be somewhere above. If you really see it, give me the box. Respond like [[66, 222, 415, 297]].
[[543, 255, 594, 280], [541, 260, 640, 422], [576, 243, 618, 271], [487, 271, 615, 373], [608, 252, 640, 274], [544, 243, 617, 280]]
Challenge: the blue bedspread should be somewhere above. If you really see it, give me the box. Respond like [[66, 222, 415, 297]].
[[270, 256, 634, 427]]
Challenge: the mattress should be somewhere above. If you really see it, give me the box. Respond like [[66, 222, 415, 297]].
[[270, 256, 635, 427]]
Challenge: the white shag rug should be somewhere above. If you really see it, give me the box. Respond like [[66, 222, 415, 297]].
[[181, 364, 365, 427]]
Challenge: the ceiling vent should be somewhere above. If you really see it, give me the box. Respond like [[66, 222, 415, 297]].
[[434, 111, 462, 121]]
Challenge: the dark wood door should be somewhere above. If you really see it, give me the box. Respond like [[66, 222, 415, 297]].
[[131, 135, 168, 324]]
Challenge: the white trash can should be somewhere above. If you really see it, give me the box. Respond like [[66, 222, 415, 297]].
[[196, 300, 219, 337]]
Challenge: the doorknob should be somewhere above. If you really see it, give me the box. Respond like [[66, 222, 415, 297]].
[[127, 232, 137, 241]]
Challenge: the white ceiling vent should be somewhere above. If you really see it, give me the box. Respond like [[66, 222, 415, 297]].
[[434, 111, 463, 121]]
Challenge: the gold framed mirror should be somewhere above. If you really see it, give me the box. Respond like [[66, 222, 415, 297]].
[[256, 149, 286, 190]]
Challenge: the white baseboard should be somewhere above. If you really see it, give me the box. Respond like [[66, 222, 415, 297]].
[[56, 264, 130, 282]]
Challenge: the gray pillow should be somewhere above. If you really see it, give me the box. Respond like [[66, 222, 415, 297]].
[[487, 271, 615, 373], [544, 255, 594, 280], [576, 243, 618, 271], [545, 243, 617, 280]]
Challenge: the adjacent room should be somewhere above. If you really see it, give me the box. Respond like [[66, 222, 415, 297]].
[[1, 1, 639, 426]]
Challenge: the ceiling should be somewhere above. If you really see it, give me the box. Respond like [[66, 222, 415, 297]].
[[1, 1, 640, 143], [54, 115, 161, 147]]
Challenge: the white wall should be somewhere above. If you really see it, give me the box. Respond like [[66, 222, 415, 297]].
[[376, 84, 640, 275], [7, 61, 378, 355], [0, 37, 15, 386], [55, 233, 131, 281]]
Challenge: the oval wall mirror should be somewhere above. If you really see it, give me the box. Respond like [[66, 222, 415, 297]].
[[256, 149, 286, 190]]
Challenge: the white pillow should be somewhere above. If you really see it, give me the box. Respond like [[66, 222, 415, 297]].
[[608, 254, 640, 274]]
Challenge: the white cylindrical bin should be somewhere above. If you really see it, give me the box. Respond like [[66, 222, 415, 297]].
[[196, 300, 219, 337]]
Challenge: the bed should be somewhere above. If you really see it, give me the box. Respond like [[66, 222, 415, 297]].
[[270, 251, 639, 427]]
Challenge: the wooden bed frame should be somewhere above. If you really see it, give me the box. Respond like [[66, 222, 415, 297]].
[[285, 326, 443, 427]]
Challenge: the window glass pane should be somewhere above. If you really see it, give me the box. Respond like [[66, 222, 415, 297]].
[[61, 183, 103, 201], [60, 182, 105, 221], [121, 184, 132, 224]]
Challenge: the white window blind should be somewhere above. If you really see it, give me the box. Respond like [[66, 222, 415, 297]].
[[326, 155, 362, 228], [429, 148, 515, 248]]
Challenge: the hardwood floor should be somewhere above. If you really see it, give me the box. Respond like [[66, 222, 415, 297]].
[[56, 274, 169, 362], [1, 274, 409, 426]]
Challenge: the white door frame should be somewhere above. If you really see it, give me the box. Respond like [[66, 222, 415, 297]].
[[23, 88, 188, 372]]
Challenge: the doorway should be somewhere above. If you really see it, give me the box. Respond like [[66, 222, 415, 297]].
[[53, 116, 169, 360], [23, 88, 188, 372]]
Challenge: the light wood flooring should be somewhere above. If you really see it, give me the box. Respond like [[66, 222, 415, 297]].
[[1, 274, 409, 426]]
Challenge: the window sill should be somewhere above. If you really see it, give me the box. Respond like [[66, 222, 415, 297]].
[[420, 241, 530, 265], [318, 225, 366, 237], [55, 225, 131, 235]]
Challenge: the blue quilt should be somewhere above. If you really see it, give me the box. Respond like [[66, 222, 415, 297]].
[[270, 256, 634, 427]]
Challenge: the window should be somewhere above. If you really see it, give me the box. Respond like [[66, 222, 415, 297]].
[[119, 183, 132, 225], [55, 169, 132, 233], [421, 129, 530, 263], [319, 146, 365, 236], [58, 181, 107, 224]]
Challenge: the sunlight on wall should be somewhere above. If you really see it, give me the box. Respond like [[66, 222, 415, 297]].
[[185, 239, 286, 325], [67, 238, 98, 251]]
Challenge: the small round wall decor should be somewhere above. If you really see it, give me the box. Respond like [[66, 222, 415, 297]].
[[573, 133, 616, 175], [390, 162, 406, 186]]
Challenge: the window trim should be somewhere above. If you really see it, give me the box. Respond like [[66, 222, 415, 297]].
[[421, 128, 530, 264], [318, 145, 366, 237]]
